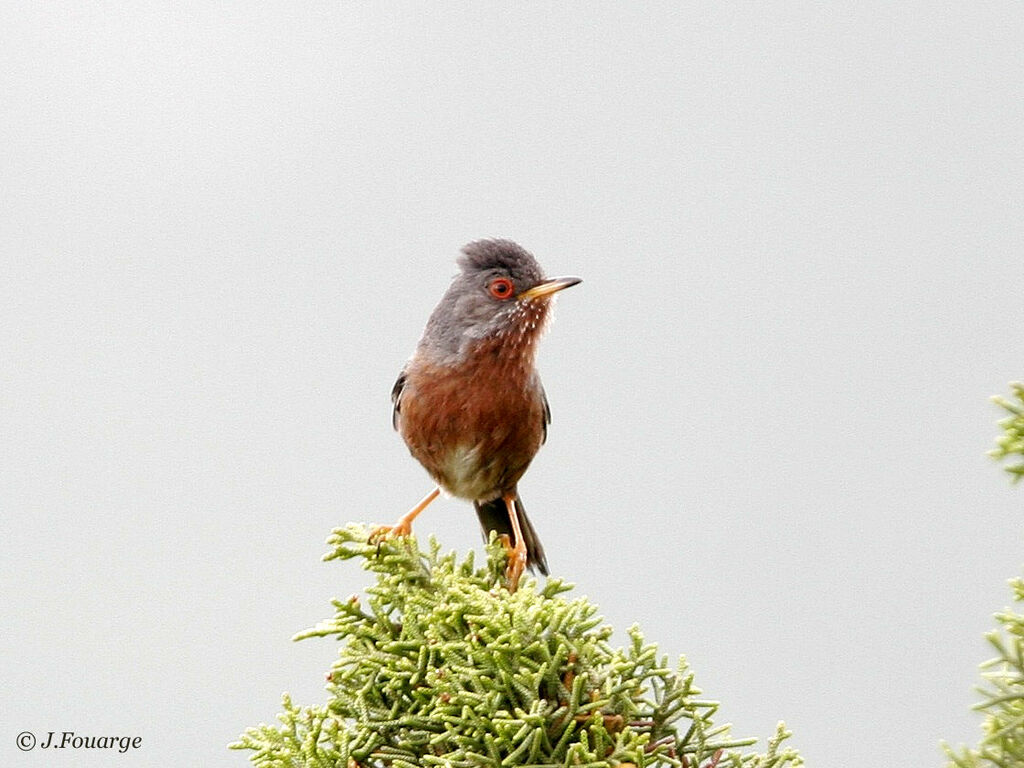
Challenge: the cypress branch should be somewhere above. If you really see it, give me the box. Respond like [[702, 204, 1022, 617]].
[[943, 383, 1024, 766], [989, 382, 1024, 483], [944, 576, 1024, 768], [233, 524, 800, 767]]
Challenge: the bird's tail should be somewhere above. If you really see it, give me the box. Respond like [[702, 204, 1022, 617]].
[[473, 496, 549, 576]]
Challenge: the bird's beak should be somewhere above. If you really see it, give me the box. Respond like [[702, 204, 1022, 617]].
[[517, 276, 582, 301]]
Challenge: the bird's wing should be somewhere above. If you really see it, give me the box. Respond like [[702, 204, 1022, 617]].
[[391, 369, 407, 431], [540, 380, 552, 444]]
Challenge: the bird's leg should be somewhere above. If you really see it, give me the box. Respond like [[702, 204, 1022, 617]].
[[369, 486, 440, 543], [502, 493, 528, 592]]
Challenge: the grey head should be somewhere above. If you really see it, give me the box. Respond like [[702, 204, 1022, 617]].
[[417, 239, 581, 362]]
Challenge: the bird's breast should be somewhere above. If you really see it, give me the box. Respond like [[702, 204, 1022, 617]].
[[398, 338, 546, 501]]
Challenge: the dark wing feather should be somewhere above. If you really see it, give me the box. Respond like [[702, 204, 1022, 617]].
[[540, 381, 551, 444], [391, 370, 407, 431]]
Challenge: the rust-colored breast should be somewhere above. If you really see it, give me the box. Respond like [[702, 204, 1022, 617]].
[[397, 334, 546, 502]]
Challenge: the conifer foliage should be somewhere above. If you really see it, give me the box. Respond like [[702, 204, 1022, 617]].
[[944, 383, 1024, 766], [945, 577, 1024, 768], [233, 525, 801, 767], [989, 382, 1024, 483]]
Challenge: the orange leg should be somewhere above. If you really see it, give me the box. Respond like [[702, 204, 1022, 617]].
[[502, 493, 528, 592], [369, 487, 440, 543]]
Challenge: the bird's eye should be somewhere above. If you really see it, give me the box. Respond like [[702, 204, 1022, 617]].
[[488, 277, 515, 300]]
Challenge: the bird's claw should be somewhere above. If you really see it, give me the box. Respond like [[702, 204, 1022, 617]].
[[368, 521, 413, 545], [370, 488, 438, 546], [499, 534, 528, 592]]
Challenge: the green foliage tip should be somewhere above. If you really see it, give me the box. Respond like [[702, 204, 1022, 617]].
[[942, 386, 1024, 766], [944, 576, 1024, 767], [232, 524, 801, 768], [989, 382, 1024, 483]]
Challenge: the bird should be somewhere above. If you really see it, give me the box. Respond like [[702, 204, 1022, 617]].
[[370, 239, 581, 590]]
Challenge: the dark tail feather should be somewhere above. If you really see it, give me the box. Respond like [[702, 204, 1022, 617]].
[[473, 496, 549, 576]]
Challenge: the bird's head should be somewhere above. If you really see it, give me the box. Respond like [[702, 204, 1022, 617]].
[[419, 239, 581, 361]]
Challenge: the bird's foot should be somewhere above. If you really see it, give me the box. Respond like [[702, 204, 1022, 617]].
[[367, 520, 413, 544], [368, 488, 441, 545], [499, 533, 528, 593]]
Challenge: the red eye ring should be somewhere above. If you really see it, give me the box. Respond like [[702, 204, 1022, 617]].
[[488, 277, 515, 300]]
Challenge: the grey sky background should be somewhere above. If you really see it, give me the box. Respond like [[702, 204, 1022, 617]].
[[2, 3, 1022, 767]]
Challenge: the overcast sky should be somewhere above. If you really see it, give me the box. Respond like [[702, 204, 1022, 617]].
[[3, 4, 1023, 767]]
